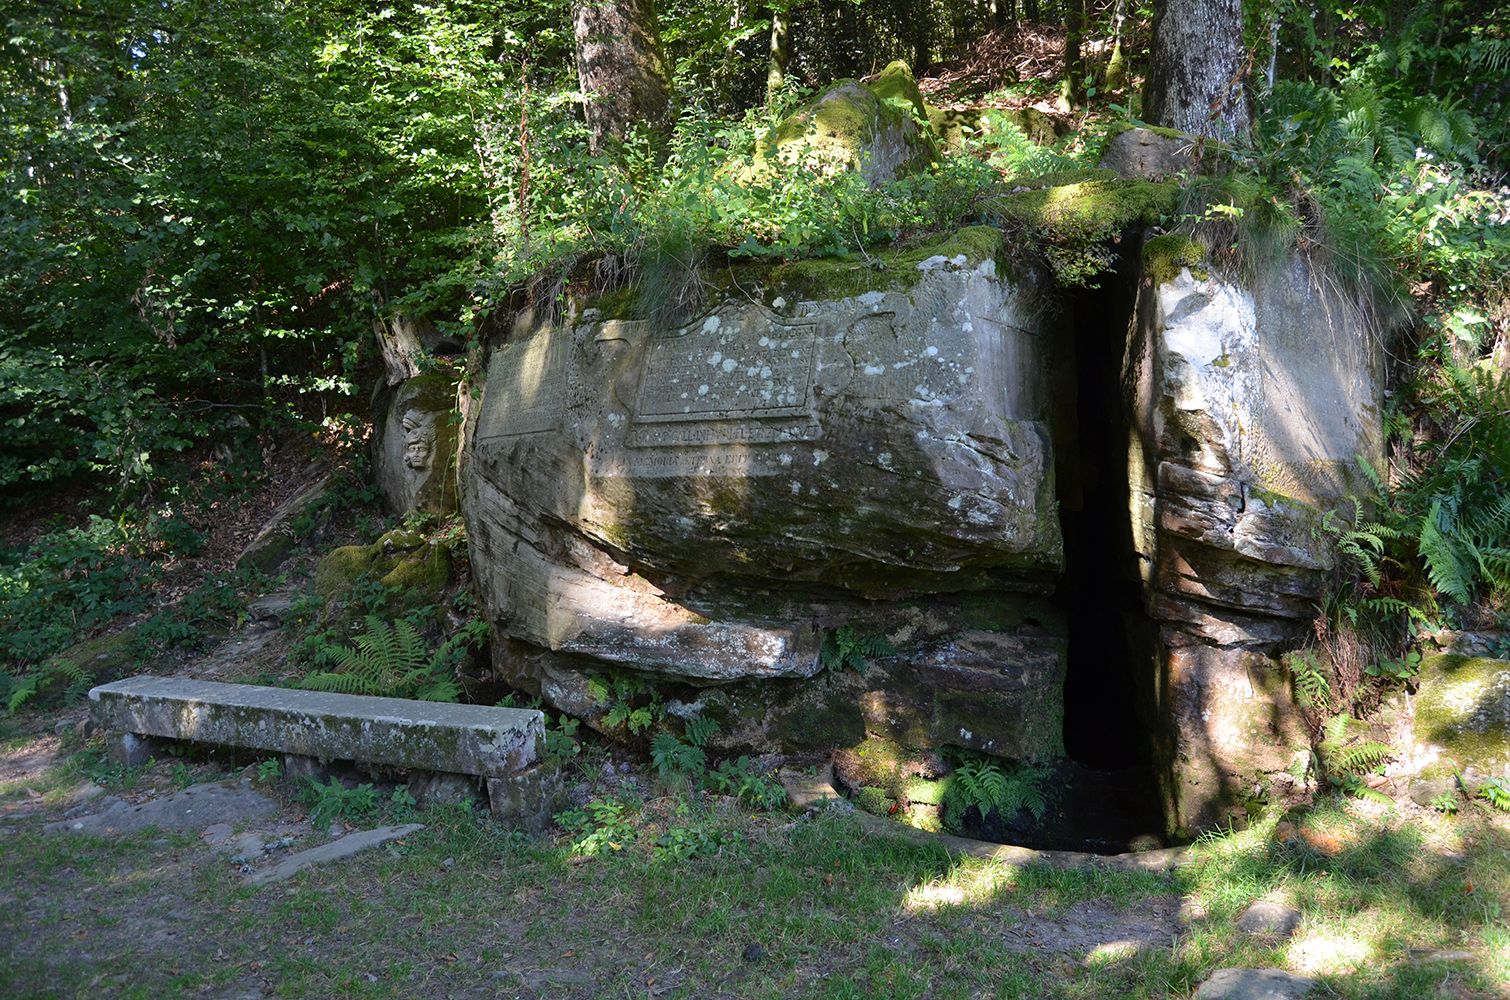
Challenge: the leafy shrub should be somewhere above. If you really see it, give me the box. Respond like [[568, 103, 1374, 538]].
[[587, 671, 665, 735], [557, 797, 638, 856], [654, 822, 740, 861], [650, 731, 707, 785], [301, 777, 379, 829], [705, 756, 788, 811]]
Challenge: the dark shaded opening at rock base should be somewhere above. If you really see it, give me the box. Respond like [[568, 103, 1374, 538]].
[[1040, 244, 1166, 852]]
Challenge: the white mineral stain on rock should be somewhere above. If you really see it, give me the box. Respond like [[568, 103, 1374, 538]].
[[858, 291, 886, 309], [864, 364, 885, 376], [698, 384, 709, 396], [772, 296, 786, 309], [948, 495, 963, 509], [722, 358, 738, 373], [790, 481, 802, 494], [702, 316, 721, 333], [707, 351, 722, 366], [759, 336, 770, 347], [877, 452, 893, 470], [925, 346, 939, 357], [779, 453, 793, 466], [812, 450, 829, 466]]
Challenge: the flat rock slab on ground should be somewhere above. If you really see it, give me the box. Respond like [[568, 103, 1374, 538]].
[[1194, 968, 1317, 999], [244, 823, 424, 886], [998, 895, 1184, 959], [44, 781, 277, 836]]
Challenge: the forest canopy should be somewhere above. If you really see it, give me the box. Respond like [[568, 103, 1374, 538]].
[[1, 0, 1507, 495]]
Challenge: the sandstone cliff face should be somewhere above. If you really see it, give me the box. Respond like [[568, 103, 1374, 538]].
[[462, 231, 1070, 760], [454, 222, 1389, 836], [1126, 257, 1385, 833]]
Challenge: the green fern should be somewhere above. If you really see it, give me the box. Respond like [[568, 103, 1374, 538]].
[[1479, 778, 1510, 813], [299, 615, 462, 702], [941, 757, 1048, 833], [683, 715, 719, 748], [820, 625, 896, 674], [1287, 651, 1333, 710], [1316, 713, 1394, 793], [5, 655, 95, 712]]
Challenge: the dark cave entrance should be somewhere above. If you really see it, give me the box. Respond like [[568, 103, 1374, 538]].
[[1048, 244, 1167, 851]]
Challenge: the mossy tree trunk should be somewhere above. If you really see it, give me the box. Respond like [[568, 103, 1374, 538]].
[[1145, 0, 1250, 139], [1060, 0, 1084, 108], [765, 4, 790, 104], [572, 0, 672, 152]]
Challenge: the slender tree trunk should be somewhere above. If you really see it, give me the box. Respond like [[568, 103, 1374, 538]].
[[766, 6, 790, 103], [572, 0, 671, 152], [1024, 0, 1038, 24], [1060, 0, 1084, 108], [1105, 0, 1128, 91], [1145, 0, 1250, 139]]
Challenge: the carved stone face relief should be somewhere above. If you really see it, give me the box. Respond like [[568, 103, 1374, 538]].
[[401, 411, 435, 471]]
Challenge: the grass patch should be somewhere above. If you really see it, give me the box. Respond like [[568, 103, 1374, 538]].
[[1, 744, 1507, 1000]]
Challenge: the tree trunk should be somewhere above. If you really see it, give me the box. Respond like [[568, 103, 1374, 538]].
[[1105, 0, 1128, 91], [1059, 0, 1084, 108], [572, 0, 671, 152], [766, 7, 790, 103], [1145, 0, 1250, 139]]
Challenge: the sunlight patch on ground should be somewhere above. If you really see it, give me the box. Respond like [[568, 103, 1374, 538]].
[[1287, 928, 1376, 975], [1086, 939, 1143, 965], [903, 859, 1018, 913]]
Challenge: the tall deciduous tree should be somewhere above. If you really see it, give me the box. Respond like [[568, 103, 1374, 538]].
[[572, 0, 672, 151], [1145, 0, 1251, 139]]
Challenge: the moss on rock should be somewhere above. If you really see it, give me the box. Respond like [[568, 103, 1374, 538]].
[[868, 60, 927, 120], [992, 177, 1180, 286], [314, 533, 454, 608], [757, 68, 935, 187], [1413, 654, 1510, 772], [1142, 234, 1207, 284], [314, 544, 376, 598], [378, 543, 452, 595], [752, 225, 1007, 303]]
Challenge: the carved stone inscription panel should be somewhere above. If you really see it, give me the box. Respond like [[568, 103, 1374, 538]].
[[632, 320, 817, 424], [476, 330, 566, 442]]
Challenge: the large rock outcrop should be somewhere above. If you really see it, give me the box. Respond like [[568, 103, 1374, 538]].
[[1125, 254, 1385, 833], [755, 61, 936, 186], [464, 230, 1069, 759]]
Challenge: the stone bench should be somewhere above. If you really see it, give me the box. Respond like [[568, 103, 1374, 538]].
[[90, 676, 559, 830]]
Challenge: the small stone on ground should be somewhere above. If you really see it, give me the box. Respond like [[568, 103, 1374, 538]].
[[1235, 898, 1302, 938], [1194, 968, 1317, 999]]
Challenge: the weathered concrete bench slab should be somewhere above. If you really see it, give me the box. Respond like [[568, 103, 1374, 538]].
[[90, 676, 559, 829]]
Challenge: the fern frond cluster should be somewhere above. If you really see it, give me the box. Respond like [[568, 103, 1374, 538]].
[[1317, 714, 1394, 786], [299, 614, 470, 702], [941, 756, 1048, 833]]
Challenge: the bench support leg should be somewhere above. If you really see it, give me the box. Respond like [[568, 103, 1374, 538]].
[[106, 732, 159, 768], [487, 763, 563, 833]]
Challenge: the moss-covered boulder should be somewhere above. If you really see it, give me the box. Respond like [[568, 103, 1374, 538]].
[[756, 61, 935, 186], [314, 529, 453, 608], [1413, 654, 1510, 775]]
